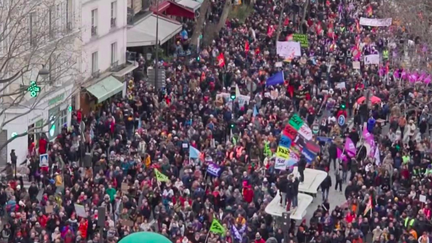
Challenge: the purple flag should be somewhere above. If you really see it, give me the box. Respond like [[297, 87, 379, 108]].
[[418, 72, 426, 82], [345, 138, 356, 157], [424, 75, 431, 84], [393, 69, 400, 79]]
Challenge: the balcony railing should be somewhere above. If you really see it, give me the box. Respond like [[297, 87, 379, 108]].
[[91, 70, 100, 79], [91, 26, 97, 37], [111, 18, 117, 28], [66, 22, 73, 32]]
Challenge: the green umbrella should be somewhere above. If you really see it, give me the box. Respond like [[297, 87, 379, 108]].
[[119, 232, 172, 243]]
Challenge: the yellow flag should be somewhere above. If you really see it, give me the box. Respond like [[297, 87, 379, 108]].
[[154, 169, 169, 182]]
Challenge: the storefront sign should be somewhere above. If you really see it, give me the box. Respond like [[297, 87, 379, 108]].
[[48, 94, 65, 106]]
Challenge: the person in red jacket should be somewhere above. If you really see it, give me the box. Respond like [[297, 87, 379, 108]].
[[243, 185, 254, 203], [78, 218, 88, 239], [254, 233, 265, 243], [38, 135, 47, 154]]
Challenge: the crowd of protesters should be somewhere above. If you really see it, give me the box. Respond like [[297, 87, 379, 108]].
[[1, 0, 432, 242]]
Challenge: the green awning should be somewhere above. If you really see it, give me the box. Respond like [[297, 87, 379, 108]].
[[86, 75, 123, 103], [119, 232, 171, 243]]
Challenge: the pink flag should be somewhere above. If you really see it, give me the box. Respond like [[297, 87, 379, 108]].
[[393, 69, 400, 79], [378, 67, 384, 77], [345, 138, 357, 157], [418, 72, 426, 82], [362, 126, 374, 145], [337, 148, 348, 162], [401, 70, 407, 80], [424, 75, 431, 84], [409, 72, 418, 83]]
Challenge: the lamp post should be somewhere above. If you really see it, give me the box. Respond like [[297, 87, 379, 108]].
[[155, 0, 160, 88]]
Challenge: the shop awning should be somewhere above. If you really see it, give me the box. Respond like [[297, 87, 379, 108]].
[[151, 0, 195, 19], [127, 14, 182, 47], [86, 75, 123, 103], [176, 0, 201, 11]]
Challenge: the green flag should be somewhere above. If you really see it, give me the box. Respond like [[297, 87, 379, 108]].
[[209, 219, 225, 235]]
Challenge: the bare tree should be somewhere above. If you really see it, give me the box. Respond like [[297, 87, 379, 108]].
[[190, 0, 211, 46], [215, 0, 232, 34], [379, 0, 432, 70], [0, 0, 81, 152]]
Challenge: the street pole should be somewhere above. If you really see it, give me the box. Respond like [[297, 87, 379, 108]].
[[155, 0, 160, 89], [282, 212, 291, 243]]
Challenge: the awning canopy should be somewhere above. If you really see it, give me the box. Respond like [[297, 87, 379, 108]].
[[176, 0, 202, 11], [127, 14, 182, 47], [151, 0, 195, 19], [86, 76, 123, 103]]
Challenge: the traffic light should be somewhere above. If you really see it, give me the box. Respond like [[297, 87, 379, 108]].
[[196, 56, 200, 61], [340, 102, 346, 110], [230, 122, 235, 128], [230, 85, 236, 100]]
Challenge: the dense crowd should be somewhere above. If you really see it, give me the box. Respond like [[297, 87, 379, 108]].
[[1, 0, 432, 243]]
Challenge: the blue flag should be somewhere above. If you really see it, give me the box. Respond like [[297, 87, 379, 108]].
[[231, 225, 242, 242], [253, 105, 259, 117], [266, 71, 284, 86]]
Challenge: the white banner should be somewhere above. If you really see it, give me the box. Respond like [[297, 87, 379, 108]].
[[364, 54, 380, 65], [274, 157, 288, 170], [298, 124, 313, 141], [277, 41, 301, 58], [359, 17, 392, 27]]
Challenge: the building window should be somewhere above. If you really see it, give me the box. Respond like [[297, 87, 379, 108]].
[[111, 1, 117, 28], [111, 42, 117, 65], [66, 0, 72, 31], [91, 9, 98, 36], [59, 109, 67, 128], [91, 51, 98, 74], [29, 12, 36, 47], [48, 7, 53, 38], [0, 24, 3, 54]]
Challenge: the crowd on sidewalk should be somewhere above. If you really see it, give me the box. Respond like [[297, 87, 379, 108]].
[[1, 0, 432, 243]]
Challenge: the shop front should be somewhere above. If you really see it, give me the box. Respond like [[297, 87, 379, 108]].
[[1, 83, 74, 164]]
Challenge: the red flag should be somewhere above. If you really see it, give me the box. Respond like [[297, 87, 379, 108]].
[[267, 25, 275, 37], [217, 53, 225, 67], [283, 17, 290, 26], [366, 5, 373, 16], [245, 41, 250, 53], [286, 34, 293, 41]]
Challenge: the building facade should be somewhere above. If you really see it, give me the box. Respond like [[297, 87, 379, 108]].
[[79, 0, 136, 114], [0, 0, 81, 165]]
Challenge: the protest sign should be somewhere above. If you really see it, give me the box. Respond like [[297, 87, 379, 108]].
[[207, 162, 222, 177], [364, 54, 380, 65], [298, 124, 313, 140], [277, 41, 301, 58], [276, 146, 289, 159], [289, 114, 304, 130], [301, 147, 317, 163], [279, 135, 292, 148], [359, 17, 392, 27], [45, 205, 54, 214], [353, 61, 360, 69], [292, 34, 309, 47], [283, 124, 298, 140], [74, 204, 87, 218], [274, 157, 288, 170], [121, 183, 129, 193]]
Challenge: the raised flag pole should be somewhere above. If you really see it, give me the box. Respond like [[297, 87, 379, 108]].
[[204, 230, 211, 243]]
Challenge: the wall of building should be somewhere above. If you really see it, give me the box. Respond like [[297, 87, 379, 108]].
[[2, 83, 74, 165], [81, 0, 128, 80]]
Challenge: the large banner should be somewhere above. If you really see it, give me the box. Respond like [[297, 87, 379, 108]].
[[364, 54, 380, 65], [359, 17, 392, 27], [277, 41, 301, 58]]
